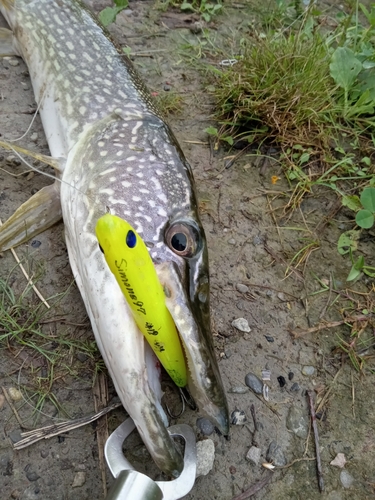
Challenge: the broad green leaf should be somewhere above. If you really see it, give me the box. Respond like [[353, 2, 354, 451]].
[[223, 136, 234, 145], [360, 187, 375, 212], [204, 126, 218, 136], [180, 2, 195, 11], [114, 0, 129, 6], [299, 152, 310, 164], [337, 230, 360, 255], [342, 194, 361, 211], [361, 157, 371, 166], [330, 47, 362, 91], [356, 209, 374, 228], [363, 267, 375, 278], [99, 7, 117, 26], [347, 255, 364, 281]]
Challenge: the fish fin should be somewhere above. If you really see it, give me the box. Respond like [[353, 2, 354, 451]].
[[0, 139, 63, 172], [0, 182, 62, 251], [0, 28, 18, 56]]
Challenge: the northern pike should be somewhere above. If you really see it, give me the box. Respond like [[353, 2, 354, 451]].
[[0, 0, 229, 476]]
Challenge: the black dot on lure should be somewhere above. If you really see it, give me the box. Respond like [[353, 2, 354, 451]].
[[126, 230, 137, 248], [171, 233, 187, 252], [277, 376, 286, 388]]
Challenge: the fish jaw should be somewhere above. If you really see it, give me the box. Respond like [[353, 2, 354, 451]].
[[63, 207, 184, 477], [156, 260, 229, 436]]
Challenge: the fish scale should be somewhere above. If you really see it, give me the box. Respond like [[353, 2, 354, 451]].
[[0, 0, 229, 477]]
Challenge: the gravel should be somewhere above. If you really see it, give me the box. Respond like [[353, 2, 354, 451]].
[[232, 318, 251, 332], [245, 373, 263, 394]]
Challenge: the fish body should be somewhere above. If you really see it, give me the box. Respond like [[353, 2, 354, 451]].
[[0, 0, 229, 475]]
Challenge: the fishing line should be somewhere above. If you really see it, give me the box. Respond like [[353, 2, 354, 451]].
[[6, 88, 45, 143]]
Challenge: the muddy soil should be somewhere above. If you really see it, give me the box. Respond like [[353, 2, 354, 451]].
[[1, 1, 375, 499]]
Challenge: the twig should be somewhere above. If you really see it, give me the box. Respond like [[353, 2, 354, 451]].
[[2, 386, 28, 429], [231, 471, 273, 500], [243, 281, 300, 300], [316, 367, 342, 414], [0, 219, 50, 308], [250, 404, 259, 447], [12, 402, 121, 450], [319, 273, 333, 320], [93, 372, 110, 498], [277, 456, 316, 469], [289, 316, 371, 338], [307, 390, 324, 493]]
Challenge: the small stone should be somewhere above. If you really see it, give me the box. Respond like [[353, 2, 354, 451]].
[[230, 410, 247, 425], [11, 490, 21, 499], [72, 471, 86, 488], [40, 450, 49, 458], [302, 365, 315, 376], [286, 406, 309, 438], [163, 84, 172, 91], [264, 335, 274, 342], [30, 240, 41, 248], [26, 470, 40, 482], [30, 133, 38, 142], [340, 470, 354, 488], [21, 83, 30, 91], [245, 373, 263, 394], [288, 372, 294, 381], [228, 238, 236, 245], [266, 441, 287, 467], [8, 429, 22, 443], [277, 292, 286, 301], [246, 446, 261, 465], [196, 439, 215, 477], [231, 318, 251, 333], [0, 394, 5, 409], [76, 352, 88, 363], [277, 376, 286, 388], [330, 453, 347, 468], [228, 386, 248, 394], [8, 387, 22, 401], [196, 417, 215, 436], [252, 235, 262, 245], [8, 58, 19, 66], [236, 283, 249, 293], [290, 382, 300, 392], [229, 465, 236, 475]]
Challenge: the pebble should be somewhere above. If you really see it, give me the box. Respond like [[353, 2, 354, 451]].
[[228, 386, 248, 394], [228, 238, 236, 245], [236, 283, 249, 293], [266, 441, 287, 467], [30, 240, 41, 248], [0, 394, 5, 409], [231, 318, 251, 333], [330, 453, 347, 468], [286, 406, 309, 438], [277, 376, 286, 388], [264, 335, 274, 342], [302, 365, 315, 376], [246, 446, 261, 465], [8, 429, 22, 443], [26, 470, 40, 482], [290, 382, 300, 392], [288, 372, 294, 381], [196, 417, 215, 436], [8, 58, 19, 66], [40, 450, 49, 458], [230, 410, 247, 425], [245, 373, 263, 394], [30, 133, 38, 142], [163, 84, 172, 91], [196, 439, 215, 477], [253, 235, 262, 245], [340, 470, 354, 488], [72, 471, 86, 488], [76, 352, 89, 363]]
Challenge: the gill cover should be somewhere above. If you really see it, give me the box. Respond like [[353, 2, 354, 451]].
[[95, 214, 187, 388]]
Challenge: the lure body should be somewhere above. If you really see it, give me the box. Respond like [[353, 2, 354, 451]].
[[0, 0, 229, 476], [96, 214, 187, 388]]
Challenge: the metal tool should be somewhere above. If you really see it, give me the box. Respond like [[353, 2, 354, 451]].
[[104, 418, 197, 500]]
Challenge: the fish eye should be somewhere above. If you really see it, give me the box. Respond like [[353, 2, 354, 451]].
[[126, 230, 137, 248], [166, 223, 198, 257]]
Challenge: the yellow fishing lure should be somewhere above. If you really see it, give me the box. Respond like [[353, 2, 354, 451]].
[[95, 214, 187, 387]]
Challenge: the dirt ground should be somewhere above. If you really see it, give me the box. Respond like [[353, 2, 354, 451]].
[[1, 1, 375, 499]]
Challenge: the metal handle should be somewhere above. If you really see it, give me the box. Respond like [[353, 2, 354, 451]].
[[105, 470, 163, 500]]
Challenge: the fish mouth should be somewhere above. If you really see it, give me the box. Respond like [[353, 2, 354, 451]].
[[155, 260, 229, 436]]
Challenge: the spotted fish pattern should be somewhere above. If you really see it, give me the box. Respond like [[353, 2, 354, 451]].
[[0, 0, 229, 476]]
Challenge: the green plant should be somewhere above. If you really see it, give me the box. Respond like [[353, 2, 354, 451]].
[[99, 0, 129, 27], [338, 187, 375, 281], [159, 0, 223, 22]]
